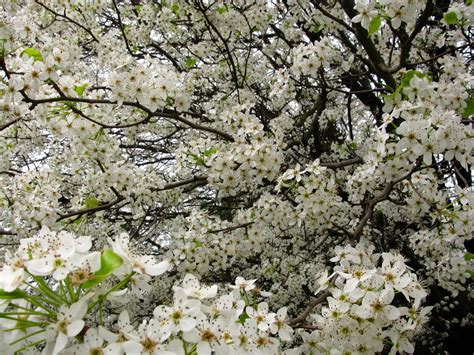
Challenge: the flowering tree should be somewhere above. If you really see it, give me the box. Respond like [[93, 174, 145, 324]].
[[0, 0, 473, 353]]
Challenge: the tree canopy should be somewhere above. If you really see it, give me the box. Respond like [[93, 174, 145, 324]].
[[0, 0, 473, 354]]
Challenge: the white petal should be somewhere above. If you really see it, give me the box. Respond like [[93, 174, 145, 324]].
[[25, 258, 54, 276], [53, 332, 69, 355], [76, 236, 92, 253], [53, 267, 69, 281], [183, 328, 200, 343], [144, 260, 170, 276], [122, 340, 143, 354], [104, 343, 122, 355], [343, 278, 359, 293], [279, 326, 294, 341], [99, 326, 118, 343], [197, 341, 212, 355], [179, 317, 197, 332], [69, 300, 88, 320], [84, 328, 103, 348], [355, 305, 372, 319], [67, 319, 85, 337], [385, 305, 400, 320]]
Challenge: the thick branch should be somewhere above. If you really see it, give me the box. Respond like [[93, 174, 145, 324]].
[[288, 289, 331, 326], [339, 0, 397, 90]]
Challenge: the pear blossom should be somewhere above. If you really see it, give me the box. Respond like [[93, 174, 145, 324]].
[[173, 273, 218, 300], [0, 265, 24, 292], [153, 290, 201, 333], [43, 300, 88, 355], [0, 0, 472, 353], [108, 234, 170, 276]]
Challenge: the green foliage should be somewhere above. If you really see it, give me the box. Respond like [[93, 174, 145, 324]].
[[311, 24, 322, 34], [400, 70, 428, 87], [462, 99, 474, 118], [444, 12, 459, 25], [171, 3, 180, 17], [217, 6, 227, 14], [84, 196, 99, 209], [73, 83, 87, 96], [187, 147, 218, 167], [82, 249, 123, 289], [21, 48, 43, 62], [368, 15, 381, 35], [0, 289, 27, 300], [185, 57, 196, 68]]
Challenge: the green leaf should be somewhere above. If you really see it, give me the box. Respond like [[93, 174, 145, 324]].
[[217, 6, 227, 14], [21, 48, 43, 62], [368, 15, 381, 35], [193, 239, 202, 248], [202, 147, 217, 156], [189, 152, 205, 166], [311, 24, 321, 34], [73, 215, 85, 225], [91, 128, 105, 141], [84, 196, 99, 209], [0, 289, 27, 300], [347, 142, 357, 151], [185, 57, 196, 68], [465, 0, 473, 5], [82, 249, 123, 289], [400, 70, 427, 87], [465, 252, 474, 261], [444, 12, 459, 25], [73, 83, 87, 97], [461, 99, 474, 118], [238, 312, 250, 324], [171, 3, 180, 17]]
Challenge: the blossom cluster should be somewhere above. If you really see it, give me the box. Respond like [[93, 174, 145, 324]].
[[0, 228, 295, 354], [294, 241, 432, 355], [0, 0, 473, 353], [1, 228, 434, 354], [409, 229, 473, 297]]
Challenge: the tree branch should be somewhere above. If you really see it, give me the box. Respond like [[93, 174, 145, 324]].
[[35, 1, 99, 43], [288, 289, 331, 326]]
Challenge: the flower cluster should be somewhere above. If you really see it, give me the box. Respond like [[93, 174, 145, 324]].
[[295, 241, 432, 354], [409, 229, 473, 297], [0, 228, 294, 354], [292, 38, 334, 78]]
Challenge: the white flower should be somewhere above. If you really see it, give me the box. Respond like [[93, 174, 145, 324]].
[[153, 291, 201, 333], [22, 228, 91, 281], [183, 313, 224, 354], [43, 300, 88, 355], [229, 276, 257, 294], [351, 0, 378, 29], [122, 319, 172, 355], [355, 288, 400, 321], [0, 265, 24, 292], [173, 274, 218, 300], [269, 307, 294, 341], [108, 234, 170, 276], [338, 267, 377, 293], [64, 328, 106, 354], [99, 310, 134, 353], [246, 302, 272, 332]]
